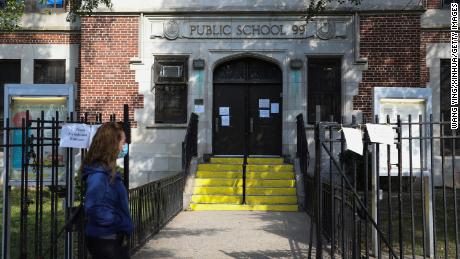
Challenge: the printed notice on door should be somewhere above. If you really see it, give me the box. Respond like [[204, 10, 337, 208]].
[[219, 107, 230, 116], [271, 103, 279, 113], [259, 109, 270, 118], [221, 115, 230, 126], [259, 99, 270, 108]]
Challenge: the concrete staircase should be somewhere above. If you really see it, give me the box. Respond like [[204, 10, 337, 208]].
[[189, 157, 298, 211]]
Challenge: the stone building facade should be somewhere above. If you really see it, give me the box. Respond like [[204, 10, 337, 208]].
[[0, 0, 455, 186]]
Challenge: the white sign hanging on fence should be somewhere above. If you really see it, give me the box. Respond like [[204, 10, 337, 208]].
[[59, 123, 91, 148], [365, 123, 395, 145], [342, 127, 363, 155]]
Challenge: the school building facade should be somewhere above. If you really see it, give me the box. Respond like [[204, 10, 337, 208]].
[[0, 0, 455, 186]]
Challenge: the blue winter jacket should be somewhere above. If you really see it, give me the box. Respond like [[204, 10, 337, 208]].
[[82, 164, 133, 237]]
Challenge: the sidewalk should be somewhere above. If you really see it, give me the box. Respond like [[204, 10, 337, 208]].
[[132, 211, 312, 259]]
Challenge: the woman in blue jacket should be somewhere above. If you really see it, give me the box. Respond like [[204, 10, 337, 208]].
[[82, 122, 133, 259]]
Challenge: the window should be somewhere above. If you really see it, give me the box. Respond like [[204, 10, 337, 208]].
[[153, 56, 188, 124], [443, 0, 459, 8], [440, 59, 460, 154], [307, 58, 342, 124], [25, 0, 65, 12], [0, 60, 21, 143], [34, 60, 65, 84]]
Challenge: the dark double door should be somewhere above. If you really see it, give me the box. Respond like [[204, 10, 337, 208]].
[[213, 58, 282, 155]]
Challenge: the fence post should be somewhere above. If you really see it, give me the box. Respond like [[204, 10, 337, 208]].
[[424, 174, 435, 258], [314, 105, 322, 259], [370, 130, 379, 257], [123, 104, 130, 189], [2, 119, 11, 259]]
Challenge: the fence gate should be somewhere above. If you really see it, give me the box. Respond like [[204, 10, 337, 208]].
[[1, 105, 131, 259], [298, 110, 460, 259]]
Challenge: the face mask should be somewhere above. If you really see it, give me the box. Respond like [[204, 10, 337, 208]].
[[118, 143, 129, 159]]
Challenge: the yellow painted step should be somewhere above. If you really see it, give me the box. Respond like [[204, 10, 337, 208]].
[[246, 171, 294, 179], [209, 157, 284, 165], [246, 179, 296, 188], [193, 187, 243, 195], [210, 157, 243, 164], [246, 195, 297, 205], [246, 187, 296, 196], [189, 203, 298, 211], [198, 164, 242, 171], [194, 178, 242, 187], [247, 164, 293, 172], [196, 171, 242, 179], [247, 157, 284, 164], [191, 195, 242, 204]]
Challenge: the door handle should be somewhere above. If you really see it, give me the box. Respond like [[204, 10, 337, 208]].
[[215, 117, 219, 133], [250, 117, 254, 133]]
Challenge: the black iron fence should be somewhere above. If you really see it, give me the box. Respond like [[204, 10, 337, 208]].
[[1, 106, 198, 258], [297, 109, 460, 259], [1, 105, 131, 259], [128, 173, 184, 254]]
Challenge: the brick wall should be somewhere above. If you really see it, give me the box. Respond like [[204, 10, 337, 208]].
[[425, 0, 442, 9], [80, 16, 143, 124], [353, 14, 421, 118], [0, 31, 80, 44], [421, 29, 451, 84]]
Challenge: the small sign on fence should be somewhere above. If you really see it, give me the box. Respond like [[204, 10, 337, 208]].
[[365, 124, 395, 145], [59, 123, 101, 149], [59, 123, 91, 148], [342, 127, 363, 155]]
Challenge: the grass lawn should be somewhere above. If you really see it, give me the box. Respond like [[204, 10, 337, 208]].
[[0, 187, 67, 259]]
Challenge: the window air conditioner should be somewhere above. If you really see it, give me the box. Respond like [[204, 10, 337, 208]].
[[160, 65, 182, 78]]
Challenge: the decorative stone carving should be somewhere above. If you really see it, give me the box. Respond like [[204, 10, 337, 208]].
[[316, 20, 335, 40], [163, 20, 180, 40]]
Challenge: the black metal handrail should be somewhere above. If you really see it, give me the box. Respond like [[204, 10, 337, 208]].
[[296, 113, 310, 208], [182, 113, 198, 176]]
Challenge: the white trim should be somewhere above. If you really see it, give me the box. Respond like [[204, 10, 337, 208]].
[[0, 44, 79, 85]]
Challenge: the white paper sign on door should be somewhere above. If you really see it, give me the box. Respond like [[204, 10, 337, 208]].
[[59, 123, 91, 148], [221, 115, 230, 126], [219, 107, 229, 116], [366, 124, 395, 145], [342, 127, 363, 155], [259, 99, 270, 108], [259, 109, 270, 118], [271, 103, 279, 113]]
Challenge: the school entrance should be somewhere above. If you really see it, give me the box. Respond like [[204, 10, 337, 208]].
[[212, 57, 282, 155]]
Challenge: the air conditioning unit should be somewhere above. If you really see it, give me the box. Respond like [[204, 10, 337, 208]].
[[160, 65, 182, 78]]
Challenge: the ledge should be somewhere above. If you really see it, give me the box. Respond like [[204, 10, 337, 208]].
[[145, 124, 188, 129]]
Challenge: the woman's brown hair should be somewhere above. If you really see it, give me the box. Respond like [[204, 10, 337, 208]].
[[82, 122, 125, 182]]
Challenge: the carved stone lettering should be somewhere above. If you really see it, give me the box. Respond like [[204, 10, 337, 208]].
[[151, 18, 348, 40]]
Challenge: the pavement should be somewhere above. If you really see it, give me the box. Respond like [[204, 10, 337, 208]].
[[132, 211, 312, 259]]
